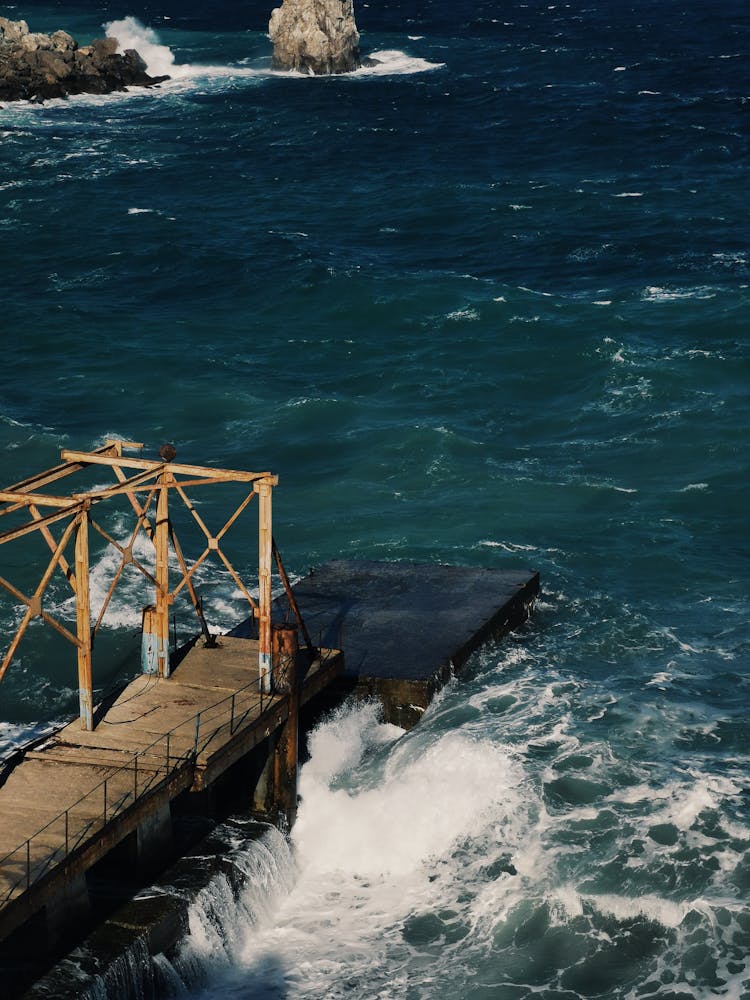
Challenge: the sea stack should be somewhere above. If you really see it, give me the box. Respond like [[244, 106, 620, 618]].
[[0, 17, 168, 102], [268, 0, 360, 75]]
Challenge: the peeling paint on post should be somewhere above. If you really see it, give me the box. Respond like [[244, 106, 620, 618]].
[[154, 472, 171, 678], [141, 605, 164, 675], [257, 479, 273, 693]]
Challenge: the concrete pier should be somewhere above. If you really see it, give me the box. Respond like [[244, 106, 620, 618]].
[[254, 560, 540, 728], [1, 558, 538, 996], [0, 636, 342, 963]]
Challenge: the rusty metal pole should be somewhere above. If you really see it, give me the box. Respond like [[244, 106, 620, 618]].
[[74, 505, 93, 730], [257, 479, 273, 693], [273, 627, 299, 828], [154, 470, 171, 677]]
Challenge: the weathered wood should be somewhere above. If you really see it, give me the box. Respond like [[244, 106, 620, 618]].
[[59, 450, 275, 484], [74, 509, 93, 731]]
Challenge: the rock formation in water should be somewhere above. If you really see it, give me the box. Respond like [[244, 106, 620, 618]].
[[0, 17, 169, 102], [268, 0, 361, 75]]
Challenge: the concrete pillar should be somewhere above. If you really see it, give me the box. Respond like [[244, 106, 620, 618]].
[[136, 801, 173, 880], [44, 872, 90, 950]]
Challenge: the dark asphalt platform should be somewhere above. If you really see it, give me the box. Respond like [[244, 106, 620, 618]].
[[247, 560, 539, 728]]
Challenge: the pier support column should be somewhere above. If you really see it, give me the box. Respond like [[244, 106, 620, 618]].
[[74, 505, 93, 731], [257, 479, 273, 693], [273, 631, 299, 828], [136, 800, 174, 879], [44, 872, 90, 950]]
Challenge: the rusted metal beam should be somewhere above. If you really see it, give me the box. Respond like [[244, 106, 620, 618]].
[[258, 480, 273, 693], [0, 490, 79, 509], [0, 505, 79, 547], [1, 442, 120, 497], [168, 524, 214, 645], [272, 538, 313, 656], [154, 472, 171, 677], [29, 504, 75, 592], [75, 509, 93, 731], [60, 450, 275, 485]]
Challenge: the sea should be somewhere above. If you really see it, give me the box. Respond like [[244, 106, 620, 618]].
[[1, 1, 749, 997]]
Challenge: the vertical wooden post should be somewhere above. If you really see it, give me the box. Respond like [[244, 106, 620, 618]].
[[155, 471, 171, 677], [75, 506, 93, 731], [257, 479, 273, 693]]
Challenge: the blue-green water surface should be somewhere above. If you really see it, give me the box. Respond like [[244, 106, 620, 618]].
[[1, 1, 749, 997]]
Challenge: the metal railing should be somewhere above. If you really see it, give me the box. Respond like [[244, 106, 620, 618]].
[[0, 674, 278, 908]]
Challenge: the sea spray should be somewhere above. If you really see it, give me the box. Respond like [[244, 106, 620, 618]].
[[169, 823, 295, 989], [211, 700, 541, 997], [105, 18, 177, 79]]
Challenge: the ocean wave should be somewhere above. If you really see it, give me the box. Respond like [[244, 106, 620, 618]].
[[103, 19, 444, 87], [642, 285, 718, 302]]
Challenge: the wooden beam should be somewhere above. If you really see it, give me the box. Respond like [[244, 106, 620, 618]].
[[60, 450, 275, 485], [154, 472, 171, 677], [75, 509, 93, 731], [0, 506, 79, 547], [0, 490, 81, 508], [2, 443, 119, 496]]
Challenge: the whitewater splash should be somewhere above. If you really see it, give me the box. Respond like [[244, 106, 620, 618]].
[[168, 700, 540, 998], [104, 17, 443, 86], [162, 649, 749, 1000], [105, 17, 179, 78]]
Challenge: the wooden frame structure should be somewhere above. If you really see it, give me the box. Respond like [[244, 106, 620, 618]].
[[0, 441, 278, 730]]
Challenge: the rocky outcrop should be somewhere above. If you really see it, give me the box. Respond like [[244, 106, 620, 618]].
[[0, 17, 168, 102], [268, 0, 360, 75]]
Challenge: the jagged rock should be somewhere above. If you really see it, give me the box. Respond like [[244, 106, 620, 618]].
[[0, 16, 168, 102], [268, 0, 360, 75]]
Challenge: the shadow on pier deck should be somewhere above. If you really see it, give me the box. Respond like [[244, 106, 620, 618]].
[[0, 637, 342, 957]]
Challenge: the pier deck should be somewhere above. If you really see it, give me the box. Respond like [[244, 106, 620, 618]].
[[0, 637, 342, 943]]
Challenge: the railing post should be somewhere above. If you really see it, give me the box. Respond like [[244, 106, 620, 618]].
[[26, 840, 30, 889], [134, 754, 138, 800], [230, 693, 236, 734], [103, 779, 107, 823], [166, 731, 170, 770], [65, 811, 69, 856], [194, 713, 200, 756]]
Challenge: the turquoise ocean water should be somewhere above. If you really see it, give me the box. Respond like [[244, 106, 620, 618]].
[[1, 1, 749, 997]]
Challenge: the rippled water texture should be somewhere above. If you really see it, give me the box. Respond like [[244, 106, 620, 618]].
[[1, 1, 749, 997]]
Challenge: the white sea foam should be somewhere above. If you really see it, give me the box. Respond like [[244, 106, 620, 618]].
[[446, 307, 480, 321], [642, 285, 717, 302], [102, 20, 443, 92], [224, 701, 537, 993], [679, 482, 708, 491], [0, 720, 57, 756], [582, 892, 691, 928], [354, 49, 445, 77]]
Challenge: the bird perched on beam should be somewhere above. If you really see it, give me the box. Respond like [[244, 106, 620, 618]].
[[159, 443, 177, 463]]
